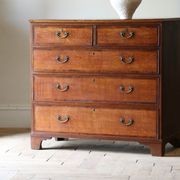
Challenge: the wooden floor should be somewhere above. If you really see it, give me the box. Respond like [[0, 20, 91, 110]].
[[0, 129, 180, 180]]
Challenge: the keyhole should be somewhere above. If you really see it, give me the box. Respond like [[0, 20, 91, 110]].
[[92, 108, 96, 112]]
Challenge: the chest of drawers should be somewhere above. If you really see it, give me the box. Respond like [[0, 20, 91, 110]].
[[30, 19, 180, 156]]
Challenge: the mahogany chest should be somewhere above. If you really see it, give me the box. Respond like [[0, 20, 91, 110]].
[[30, 19, 180, 156]]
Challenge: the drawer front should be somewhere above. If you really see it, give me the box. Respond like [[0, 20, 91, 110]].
[[33, 49, 158, 74], [34, 105, 157, 138], [33, 26, 92, 46], [34, 76, 157, 103], [97, 26, 159, 46]]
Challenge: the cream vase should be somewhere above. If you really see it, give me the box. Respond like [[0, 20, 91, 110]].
[[109, 0, 142, 19]]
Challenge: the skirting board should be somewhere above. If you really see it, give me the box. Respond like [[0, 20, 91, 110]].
[[0, 105, 31, 128], [0, 128, 30, 134]]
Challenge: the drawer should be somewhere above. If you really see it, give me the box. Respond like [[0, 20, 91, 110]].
[[97, 26, 159, 46], [33, 26, 92, 46], [34, 76, 157, 103], [34, 105, 157, 138], [33, 49, 158, 74]]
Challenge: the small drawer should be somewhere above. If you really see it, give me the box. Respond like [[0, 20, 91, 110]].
[[34, 105, 157, 138], [34, 76, 157, 103], [33, 26, 92, 46], [33, 49, 159, 74], [97, 26, 159, 46]]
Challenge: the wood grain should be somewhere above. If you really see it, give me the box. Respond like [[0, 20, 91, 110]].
[[34, 105, 157, 138], [33, 26, 92, 46], [30, 19, 180, 156], [97, 26, 159, 46], [33, 49, 158, 74], [34, 76, 157, 103]]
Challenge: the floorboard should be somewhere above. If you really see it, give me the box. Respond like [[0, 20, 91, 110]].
[[0, 129, 180, 180]]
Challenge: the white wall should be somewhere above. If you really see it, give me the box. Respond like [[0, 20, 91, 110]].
[[0, 0, 180, 127]]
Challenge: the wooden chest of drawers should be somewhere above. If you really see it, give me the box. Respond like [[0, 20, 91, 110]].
[[30, 19, 180, 156]]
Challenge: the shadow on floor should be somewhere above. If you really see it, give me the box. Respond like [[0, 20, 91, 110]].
[[0, 129, 179, 156], [42, 138, 180, 156]]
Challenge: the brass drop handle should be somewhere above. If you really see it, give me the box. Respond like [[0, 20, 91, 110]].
[[57, 115, 70, 123], [119, 117, 134, 126], [119, 85, 134, 94], [56, 29, 69, 39], [120, 30, 135, 39], [56, 56, 69, 64], [56, 83, 69, 92], [120, 56, 134, 64]]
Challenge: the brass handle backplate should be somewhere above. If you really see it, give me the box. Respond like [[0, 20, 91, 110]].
[[119, 85, 134, 94], [120, 30, 135, 39], [56, 56, 69, 64], [119, 117, 134, 126], [120, 56, 134, 64], [57, 115, 70, 123], [56, 83, 69, 92], [56, 29, 69, 39]]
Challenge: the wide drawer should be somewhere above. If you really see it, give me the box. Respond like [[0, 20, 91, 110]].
[[34, 105, 157, 138], [97, 26, 159, 46], [34, 76, 157, 103], [33, 49, 158, 74], [33, 26, 92, 46]]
